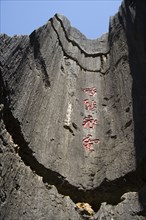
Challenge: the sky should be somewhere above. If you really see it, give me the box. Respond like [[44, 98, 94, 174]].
[[0, 0, 122, 39]]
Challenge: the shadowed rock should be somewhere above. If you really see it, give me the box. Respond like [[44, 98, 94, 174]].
[[0, 0, 146, 219]]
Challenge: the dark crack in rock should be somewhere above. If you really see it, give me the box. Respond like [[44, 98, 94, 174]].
[[0, 0, 146, 219]]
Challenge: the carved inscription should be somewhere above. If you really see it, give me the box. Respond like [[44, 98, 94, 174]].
[[82, 134, 100, 152], [83, 99, 97, 111], [82, 87, 97, 97], [82, 87, 100, 152], [82, 115, 97, 129]]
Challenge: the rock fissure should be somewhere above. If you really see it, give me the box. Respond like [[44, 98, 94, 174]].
[[30, 31, 51, 88], [55, 14, 109, 57], [1, 0, 146, 218], [1, 101, 144, 214], [0, 72, 144, 213], [50, 17, 109, 74]]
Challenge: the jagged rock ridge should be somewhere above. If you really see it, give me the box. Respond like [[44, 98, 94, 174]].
[[0, 0, 146, 219]]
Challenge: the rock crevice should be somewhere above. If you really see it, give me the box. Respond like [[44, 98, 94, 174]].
[[0, 0, 146, 219]]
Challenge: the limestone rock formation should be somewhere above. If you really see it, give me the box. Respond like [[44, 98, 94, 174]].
[[0, 0, 146, 219]]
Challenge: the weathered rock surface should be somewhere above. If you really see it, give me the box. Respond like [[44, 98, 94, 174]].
[[0, 0, 146, 219]]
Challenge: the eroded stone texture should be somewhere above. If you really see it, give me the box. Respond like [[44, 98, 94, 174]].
[[94, 191, 146, 220], [0, 0, 146, 219], [0, 105, 81, 220]]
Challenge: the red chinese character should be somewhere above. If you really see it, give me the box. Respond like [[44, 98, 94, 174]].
[[82, 134, 100, 152], [82, 87, 97, 97], [82, 115, 97, 129], [83, 99, 97, 111]]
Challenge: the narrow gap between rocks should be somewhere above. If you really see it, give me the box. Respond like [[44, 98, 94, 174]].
[[0, 71, 144, 213], [2, 102, 144, 213]]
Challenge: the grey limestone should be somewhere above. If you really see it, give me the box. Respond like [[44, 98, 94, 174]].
[[0, 0, 146, 219]]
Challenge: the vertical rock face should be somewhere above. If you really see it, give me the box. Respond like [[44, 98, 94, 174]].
[[0, 0, 146, 219]]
